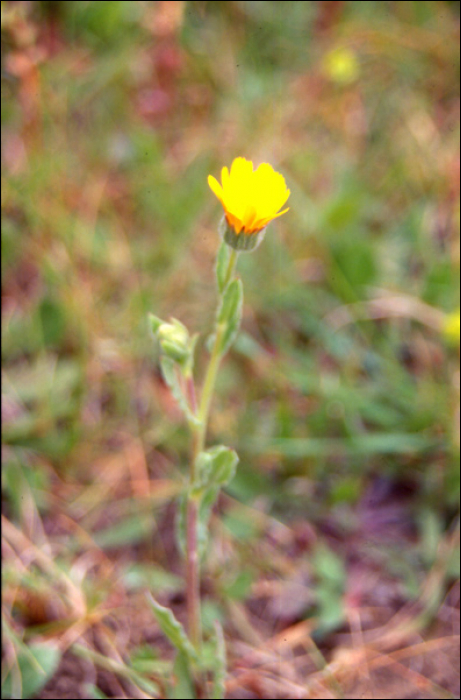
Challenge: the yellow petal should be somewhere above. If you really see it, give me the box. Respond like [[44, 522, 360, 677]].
[[221, 166, 230, 189], [208, 175, 224, 205]]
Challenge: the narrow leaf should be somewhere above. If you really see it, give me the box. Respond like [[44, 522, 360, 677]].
[[197, 485, 220, 558], [1, 642, 61, 700], [85, 685, 109, 699], [188, 446, 239, 558], [210, 622, 227, 700], [217, 278, 243, 355], [160, 357, 201, 427], [176, 489, 218, 561], [168, 651, 196, 700], [175, 493, 187, 558], [146, 594, 197, 664], [215, 240, 231, 294]]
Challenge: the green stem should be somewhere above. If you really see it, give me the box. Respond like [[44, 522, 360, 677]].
[[186, 247, 238, 655], [186, 494, 201, 650]]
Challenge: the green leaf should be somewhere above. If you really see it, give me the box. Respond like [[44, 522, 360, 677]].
[[93, 512, 153, 549], [312, 545, 346, 590], [197, 485, 221, 558], [74, 643, 160, 696], [189, 446, 239, 558], [224, 570, 254, 601], [85, 685, 109, 699], [177, 447, 239, 560], [217, 278, 243, 355], [312, 545, 346, 636], [246, 433, 438, 458], [201, 600, 224, 633], [168, 651, 196, 700], [419, 509, 443, 567], [39, 296, 67, 347], [222, 511, 259, 541], [146, 595, 197, 664], [1, 641, 61, 700], [209, 622, 227, 700], [315, 586, 345, 635], [192, 446, 239, 496], [447, 541, 460, 579], [160, 357, 201, 427], [176, 488, 220, 560], [122, 563, 182, 593], [130, 645, 171, 677], [215, 240, 231, 294], [176, 493, 187, 558]]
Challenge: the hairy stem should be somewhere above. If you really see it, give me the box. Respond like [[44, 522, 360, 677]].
[[186, 247, 238, 653], [186, 495, 201, 650]]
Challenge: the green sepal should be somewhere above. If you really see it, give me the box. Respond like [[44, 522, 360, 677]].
[[148, 313, 164, 336], [159, 318, 191, 366], [216, 278, 243, 356], [219, 216, 267, 252], [160, 357, 201, 428], [146, 594, 198, 665], [160, 340, 190, 364]]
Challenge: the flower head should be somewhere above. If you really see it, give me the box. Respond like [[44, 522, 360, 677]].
[[208, 157, 290, 241], [148, 314, 196, 367]]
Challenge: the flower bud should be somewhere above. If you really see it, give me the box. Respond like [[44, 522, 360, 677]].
[[149, 315, 194, 365]]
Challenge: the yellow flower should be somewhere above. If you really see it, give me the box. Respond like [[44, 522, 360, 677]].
[[208, 157, 290, 236], [322, 47, 360, 85], [442, 310, 460, 346]]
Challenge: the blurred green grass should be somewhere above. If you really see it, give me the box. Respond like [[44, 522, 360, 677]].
[[1, 1, 460, 696]]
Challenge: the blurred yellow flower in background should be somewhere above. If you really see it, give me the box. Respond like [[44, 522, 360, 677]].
[[208, 157, 290, 236], [322, 46, 360, 84], [442, 310, 460, 346]]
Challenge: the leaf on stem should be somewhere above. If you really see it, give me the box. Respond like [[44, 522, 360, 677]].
[[216, 279, 243, 355], [146, 594, 198, 664], [1, 640, 61, 700], [215, 240, 231, 294], [192, 446, 239, 497], [176, 488, 218, 560], [177, 446, 239, 559], [169, 652, 196, 699], [209, 621, 227, 700], [160, 357, 201, 427]]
